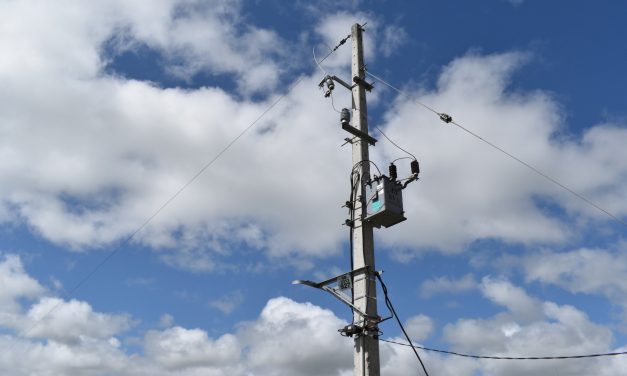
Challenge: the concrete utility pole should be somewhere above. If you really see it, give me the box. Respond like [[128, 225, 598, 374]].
[[350, 23, 380, 376], [296, 22, 419, 375]]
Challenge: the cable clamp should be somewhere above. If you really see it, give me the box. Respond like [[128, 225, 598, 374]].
[[353, 76, 374, 92], [341, 137, 355, 147]]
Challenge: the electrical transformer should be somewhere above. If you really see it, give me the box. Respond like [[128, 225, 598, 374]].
[[363, 176, 406, 228]]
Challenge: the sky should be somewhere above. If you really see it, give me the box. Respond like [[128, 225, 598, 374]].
[[1, 0, 627, 375]]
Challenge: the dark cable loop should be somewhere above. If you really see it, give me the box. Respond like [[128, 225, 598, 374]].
[[352, 160, 382, 177], [376, 273, 430, 376]]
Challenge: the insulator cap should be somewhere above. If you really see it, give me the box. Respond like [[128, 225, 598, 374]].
[[411, 160, 420, 175], [389, 163, 398, 181]]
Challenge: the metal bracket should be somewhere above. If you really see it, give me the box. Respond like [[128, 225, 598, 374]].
[[318, 75, 355, 92], [342, 122, 378, 146], [293, 266, 377, 321]]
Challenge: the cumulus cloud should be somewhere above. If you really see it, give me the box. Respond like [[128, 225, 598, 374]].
[[420, 273, 477, 298], [2, 255, 627, 376], [110, 0, 288, 93], [144, 327, 242, 371], [374, 51, 627, 255], [512, 246, 627, 326], [209, 290, 244, 314], [0, 255, 353, 375], [0, 254, 44, 313], [239, 297, 352, 376], [480, 276, 542, 321], [442, 280, 621, 376], [404, 314, 434, 341], [523, 248, 627, 299], [23, 298, 133, 344], [1, 0, 626, 276]]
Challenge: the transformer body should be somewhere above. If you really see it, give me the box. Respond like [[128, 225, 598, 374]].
[[363, 176, 406, 228]]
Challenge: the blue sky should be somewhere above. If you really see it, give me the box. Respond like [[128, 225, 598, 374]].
[[1, 1, 627, 375]]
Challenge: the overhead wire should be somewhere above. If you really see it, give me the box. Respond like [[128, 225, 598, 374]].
[[330, 92, 343, 114], [313, 45, 331, 76], [375, 125, 417, 160], [365, 69, 627, 229], [18, 34, 351, 343], [352, 159, 382, 177], [380, 338, 627, 361]]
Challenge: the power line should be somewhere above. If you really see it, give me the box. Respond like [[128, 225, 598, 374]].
[[375, 125, 417, 160], [380, 338, 627, 361], [365, 70, 627, 229], [18, 37, 348, 342]]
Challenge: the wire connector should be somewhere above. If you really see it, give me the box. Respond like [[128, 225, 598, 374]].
[[333, 34, 351, 51], [439, 113, 453, 123]]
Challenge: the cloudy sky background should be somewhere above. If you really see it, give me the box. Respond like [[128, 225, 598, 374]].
[[1, 0, 627, 374]]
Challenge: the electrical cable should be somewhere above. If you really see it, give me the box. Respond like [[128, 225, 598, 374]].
[[352, 160, 382, 177], [330, 92, 343, 114], [392, 156, 415, 164], [376, 273, 430, 376], [17, 34, 352, 345], [312, 45, 331, 76], [380, 338, 627, 360], [375, 125, 417, 160], [366, 69, 627, 230], [348, 169, 360, 323], [366, 70, 440, 116]]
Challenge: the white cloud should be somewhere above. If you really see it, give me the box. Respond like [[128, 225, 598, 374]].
[[420, 273, 477, 298], [442, 281, 618, 376], [209, 290, 244, 314], [380, 24, 408, 58], [404, 314, 434, 341], [0, 0, 359, 265], [1, 0, 627, 275], [1, 256, 627, 376], [116, 0, 287, 93], [480, 276, 542, 321], [0, 254, 44, 313], [144, 327, 242, 372], [239, 297, 352, 376], [374, 51, 627, 255], [523, 248, 627, 299], [159, 313, 175, 328], [517, 247, 627, 325], [23, 298, 133, 344]]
